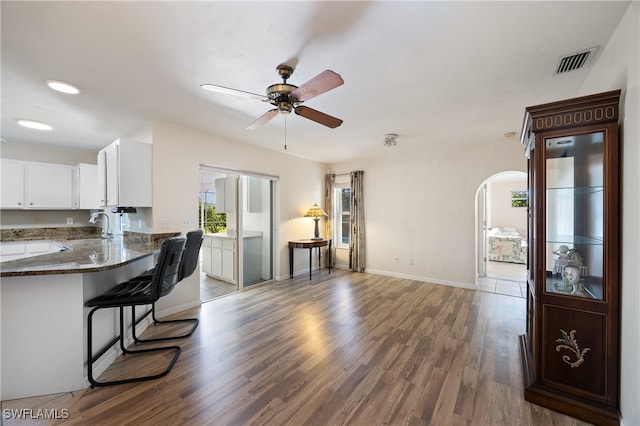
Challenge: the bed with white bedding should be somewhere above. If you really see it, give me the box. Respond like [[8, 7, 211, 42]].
[[487, 227, 527, 264]]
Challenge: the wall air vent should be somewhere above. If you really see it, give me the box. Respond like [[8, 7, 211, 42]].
[[554, 47, 599, 75]]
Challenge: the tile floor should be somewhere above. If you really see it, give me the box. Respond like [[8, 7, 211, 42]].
[[477, 261, 527, 298]]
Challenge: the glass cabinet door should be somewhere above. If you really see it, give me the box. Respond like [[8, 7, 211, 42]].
[[545, 131, 604, 299]]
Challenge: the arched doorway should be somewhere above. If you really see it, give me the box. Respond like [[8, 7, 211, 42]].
[[475, 171, 527, 296]]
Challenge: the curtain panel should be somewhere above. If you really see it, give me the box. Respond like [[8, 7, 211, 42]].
[[324, 173, 336, 267], [350, 170, 365, 272]]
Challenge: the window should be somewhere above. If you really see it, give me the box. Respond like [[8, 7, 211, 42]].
[[333, 176, 351, 249], [511, 190, 528, 208], [198, 191, 227, 233]]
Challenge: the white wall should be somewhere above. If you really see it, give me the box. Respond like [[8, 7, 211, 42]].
[[147, 119, 326, 312], [330, 139, 526, 288], [487, 175, 527, 235], [578, 3, 639, 425], [0, 142, 97, 165]]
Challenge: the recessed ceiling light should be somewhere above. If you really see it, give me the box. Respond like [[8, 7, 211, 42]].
[[46, 80, 80, 95], [17, 119, 53, 131]]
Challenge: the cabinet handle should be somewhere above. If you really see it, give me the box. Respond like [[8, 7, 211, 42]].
[[17, 202, 22, 206], [29, 202, 33, 206]]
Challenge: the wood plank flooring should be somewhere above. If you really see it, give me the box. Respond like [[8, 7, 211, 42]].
[[1, 270, 590, 425]]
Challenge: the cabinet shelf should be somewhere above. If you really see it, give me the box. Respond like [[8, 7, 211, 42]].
[[546, 185, 603, 193], [546, 235, 604, 245], [545, 272, 603, 300]]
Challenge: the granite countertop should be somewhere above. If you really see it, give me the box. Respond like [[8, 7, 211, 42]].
[[0, 236, 160, 277]]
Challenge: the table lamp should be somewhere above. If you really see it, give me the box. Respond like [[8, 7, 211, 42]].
[[304, 203, 327, 240]]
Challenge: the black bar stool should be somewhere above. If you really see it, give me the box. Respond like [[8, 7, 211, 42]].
[[130, 229, 203, 342], [85, 236, 186, 387]]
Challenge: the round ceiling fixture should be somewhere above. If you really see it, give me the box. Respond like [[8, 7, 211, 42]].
[[46, 80, 81, 95], [17, 119, 53, 131]]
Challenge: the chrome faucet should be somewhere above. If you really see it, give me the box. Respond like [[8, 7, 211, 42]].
[[89, 212, 112, 239]]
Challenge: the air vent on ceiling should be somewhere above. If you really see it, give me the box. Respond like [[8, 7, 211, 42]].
[[553, 47, 599, 75]]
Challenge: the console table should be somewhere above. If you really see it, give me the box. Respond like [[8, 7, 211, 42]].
[[288, 239, 332, 280]]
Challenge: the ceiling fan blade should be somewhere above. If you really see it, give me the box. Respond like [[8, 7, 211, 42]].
[[294, 106, 343, 129], [200, 84, 267, 101], [246, 109, 279, 130], [290, 70, 344, 102]]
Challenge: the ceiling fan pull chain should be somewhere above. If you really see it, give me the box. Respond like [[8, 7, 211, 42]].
[[284, 115, 287, 150]]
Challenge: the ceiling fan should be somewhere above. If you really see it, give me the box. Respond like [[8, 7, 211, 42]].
[[201, 64, 344, 129]]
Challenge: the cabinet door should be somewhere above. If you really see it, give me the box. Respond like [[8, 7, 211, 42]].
[[0, 159, 25, 208], [544, 132, 605, 299], [202, 242, 213, 276], [247, 176, 262, 213], [211, 246, 223, 278], [118, 141, 152, 207], [98, 142, 119, 207], [222, 247, 234, 281], [77, 163, 100, 209], [25, 163, 74, 208], [215, 177, 236, 213]]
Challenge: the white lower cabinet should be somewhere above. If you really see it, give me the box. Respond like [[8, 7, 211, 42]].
[[202, 232, 262, 285], [203, 234, 235, 283]]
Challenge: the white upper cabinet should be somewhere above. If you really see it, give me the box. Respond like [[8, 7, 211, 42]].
[[1, 159, 101, 210], [25, 162, 75, 209], [97, 139, 152, 207], [76, 163, 100, 210], [98, 141, 119, 207], [215, 176, 236, 213], [1, 159, 25, 208]]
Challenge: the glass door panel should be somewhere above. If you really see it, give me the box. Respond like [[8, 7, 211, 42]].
[[544, 132, 604, 299], [240, 175, 273, 287]]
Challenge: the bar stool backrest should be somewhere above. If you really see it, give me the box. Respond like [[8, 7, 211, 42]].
[[178, 230, 204, 282], [153, 236, 186, 300]]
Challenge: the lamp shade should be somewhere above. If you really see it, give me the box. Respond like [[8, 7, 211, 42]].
[[304, 204, 327, 218]]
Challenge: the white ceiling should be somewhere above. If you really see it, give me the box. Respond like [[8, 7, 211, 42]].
[[0, 1, 631, 164]]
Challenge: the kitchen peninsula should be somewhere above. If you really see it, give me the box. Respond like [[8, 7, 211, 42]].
[[0, 233, 176, 400]]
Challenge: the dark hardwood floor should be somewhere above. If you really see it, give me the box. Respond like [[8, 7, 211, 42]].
[[1, 269, 590, 425]]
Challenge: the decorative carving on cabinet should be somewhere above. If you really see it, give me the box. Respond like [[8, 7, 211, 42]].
[[555, 329, 591, 368]]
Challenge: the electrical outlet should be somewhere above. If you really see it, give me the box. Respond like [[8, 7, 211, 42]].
[[182, 218, 191, 227], [160, 219, 170, 229], [410, 257, 415, 266], [66, 217, 73, 225]]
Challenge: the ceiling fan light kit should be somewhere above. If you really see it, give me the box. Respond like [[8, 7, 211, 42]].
[[202, 63, 344, 130]]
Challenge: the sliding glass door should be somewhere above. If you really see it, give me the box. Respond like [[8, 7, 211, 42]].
[[240, 175, 273, 287], [199, 167, 276, 300]]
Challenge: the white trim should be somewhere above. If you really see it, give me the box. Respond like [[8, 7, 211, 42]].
[[155, 300, 201, 318], [364, 268, 477, 290], [199, 163, 280, 181]]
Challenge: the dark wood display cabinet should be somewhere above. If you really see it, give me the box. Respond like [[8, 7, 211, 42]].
[[518, 90, 622, 426]]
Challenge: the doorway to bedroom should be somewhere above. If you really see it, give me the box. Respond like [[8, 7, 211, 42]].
[[476, 171, 527, 297]]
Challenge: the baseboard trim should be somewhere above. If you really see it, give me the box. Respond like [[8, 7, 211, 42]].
[[364, 268, 476, 290]]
